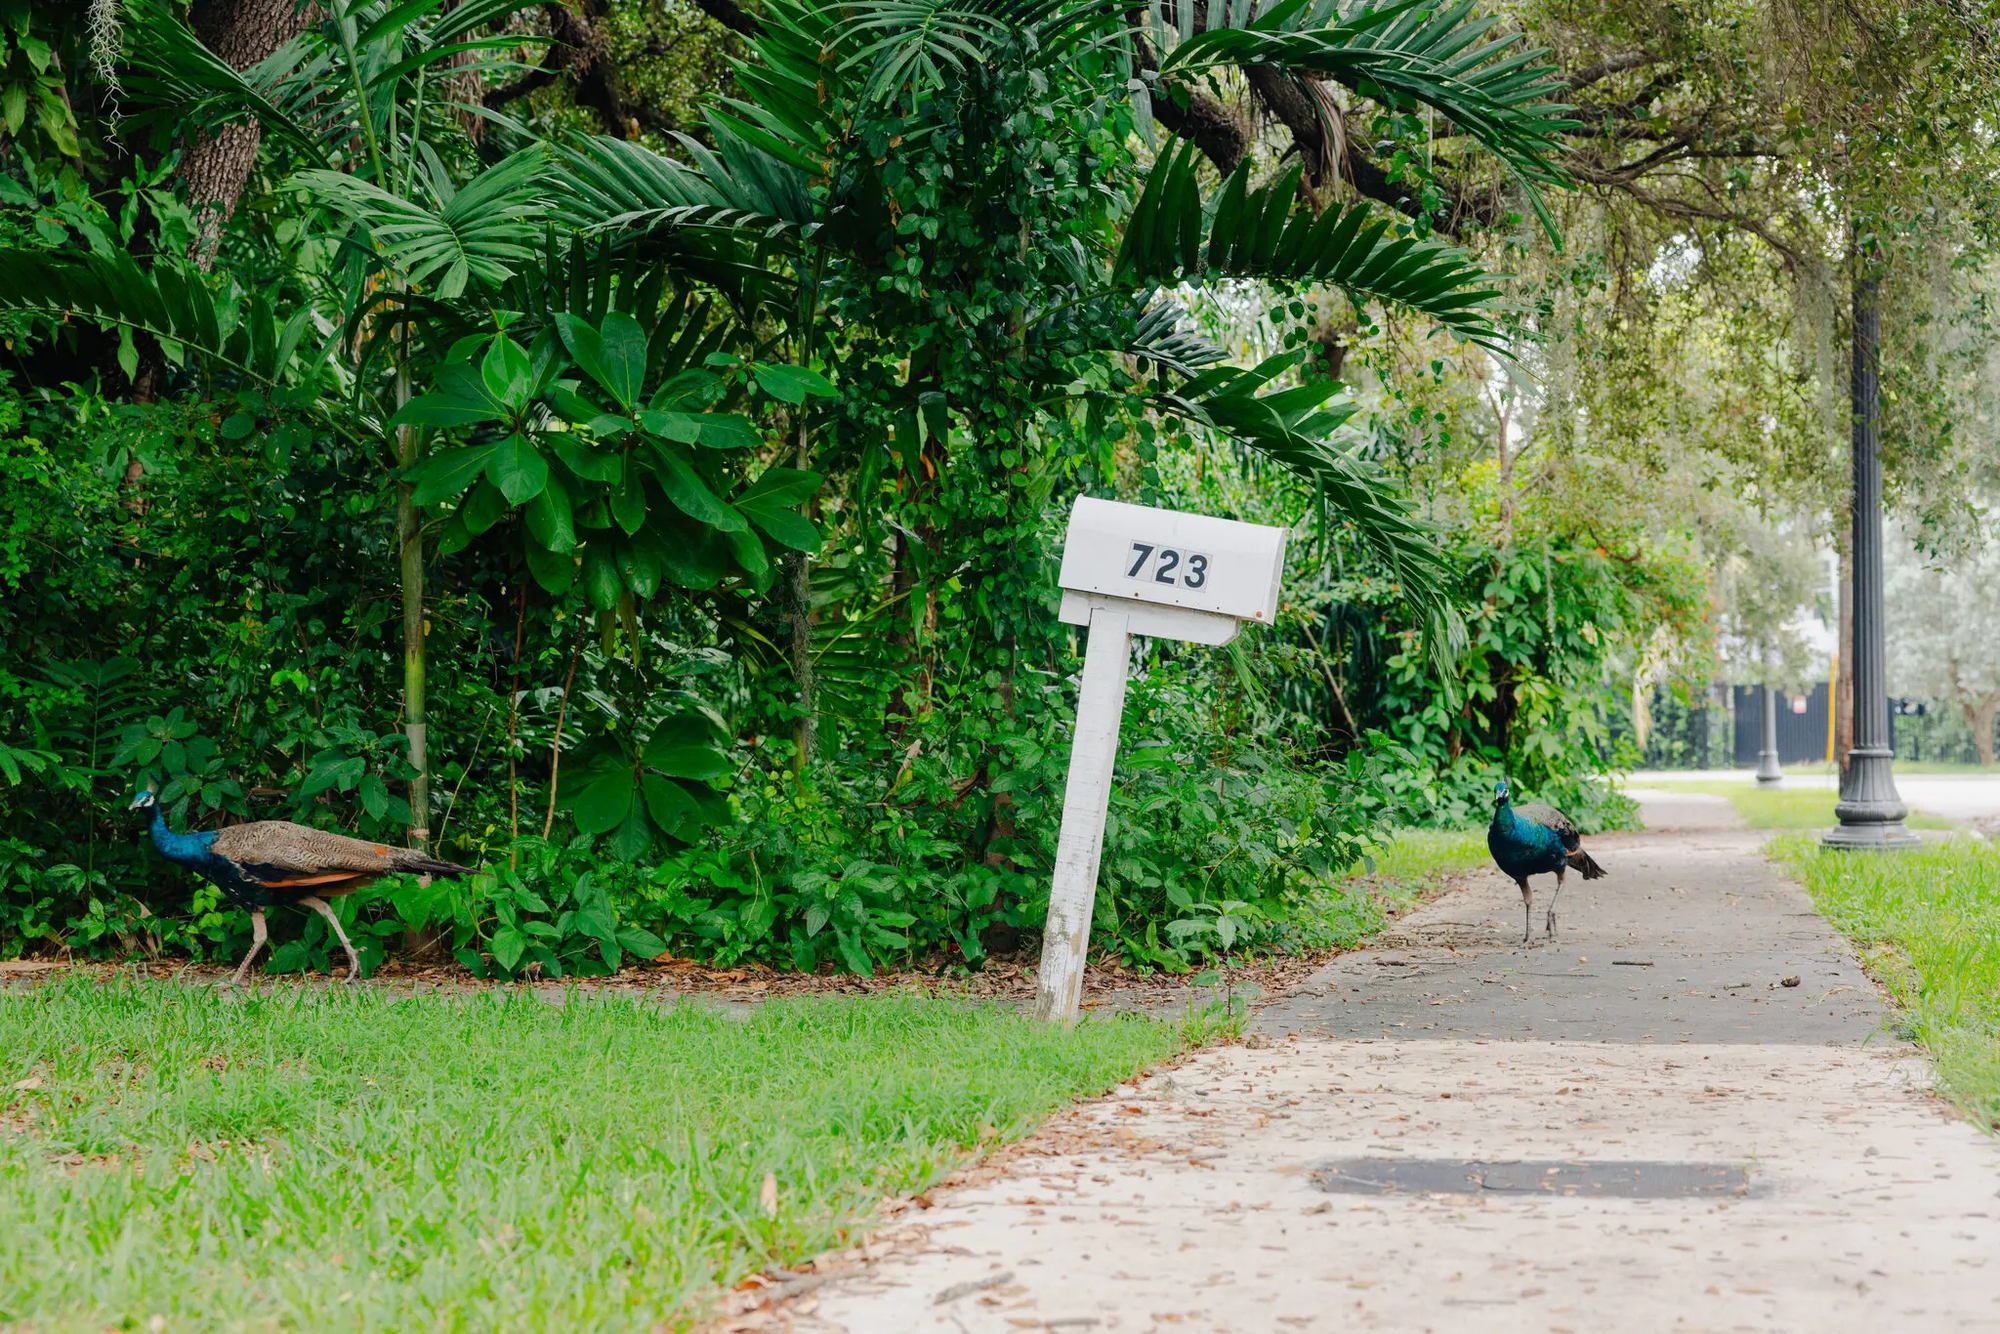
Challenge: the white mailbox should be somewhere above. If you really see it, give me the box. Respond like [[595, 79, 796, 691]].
[[1034, 496, 1291, 1022], [1056, 497, 1287, 645]]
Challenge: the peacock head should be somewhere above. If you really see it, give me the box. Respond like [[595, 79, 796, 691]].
[[1493, 778, 1510, 806], [129, 783, 158, 812]]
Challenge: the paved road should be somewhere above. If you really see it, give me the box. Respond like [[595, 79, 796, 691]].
[[1257, 800, 1882, 1046], [761, 795, 2000, 1333], [1629, 768, 2000, 824]]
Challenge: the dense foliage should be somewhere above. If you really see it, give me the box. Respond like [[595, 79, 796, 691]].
[[0, 0, 1842, 979]]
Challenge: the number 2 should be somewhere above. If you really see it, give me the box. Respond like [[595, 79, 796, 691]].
[[1126, 542, 1154, 577], [1155, 549, 1180, 584], [1184, 553, 1208, 588]]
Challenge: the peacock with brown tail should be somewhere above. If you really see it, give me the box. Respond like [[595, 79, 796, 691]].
[[132, 787, 471, 984]]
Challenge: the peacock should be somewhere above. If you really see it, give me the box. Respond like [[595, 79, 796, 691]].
[[132, 786, 472, 985], [1487, 778, 1606, 943]]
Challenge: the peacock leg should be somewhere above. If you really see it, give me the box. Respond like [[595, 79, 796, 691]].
[[1517, 878, 1533, 944], [301, 896, 363, 983], [1546, 867, 1565, 936], [225, 910, 269, 987]]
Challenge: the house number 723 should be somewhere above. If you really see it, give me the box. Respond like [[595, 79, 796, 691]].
[[1125, 542, 1209, 589]]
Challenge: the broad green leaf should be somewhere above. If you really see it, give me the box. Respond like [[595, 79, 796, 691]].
[[412, 444, 497, 505], [582, 543, 623, 610], [727, 525, 769, 581], [611, 457, 647, 534], [486, 432, 548, 504], [734, 466, 822, 508], [392, 392, 504, 428], [568, 768, 634, 834], [482, 336, 533, 409], [636, 409, 705, 444], [616, 923, 668, 958], [643, 730, 731, 779], [490, 925, 528, 972], [641, 773, 697, 838], [649, 445, 744, 530], [734, 467, 822, 552], [650, 369, 723, 411], [751, 362, 838, 404], [525, 474, 575, 551], [598, 311, 649, 410], [738, 501, 819, 552], [547, 382, 607, 425], [462, 480, 509, 535], [608, 805, 653, 862], [698, 414, 761, 451], [650, 522, 727, 591], [545, 430, 622, 483], [616, 534, 661, 599], [554, 313, 609, 395], [524, 541, 575, 593], [359, 772, 389, 821]]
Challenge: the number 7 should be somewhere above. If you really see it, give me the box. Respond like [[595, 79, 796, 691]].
[[1126, 543, 1154, 578]]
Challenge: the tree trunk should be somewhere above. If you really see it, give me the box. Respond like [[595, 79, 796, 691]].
[[182, 0, 319, 268], [1953, 667, 1999, 766], [787, 414, 817, 769], [1834, 548, 1854, 781], [395, 353, 429, 853]]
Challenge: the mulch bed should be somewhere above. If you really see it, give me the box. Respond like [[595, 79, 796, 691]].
[[0, 866, 1475, 1012]]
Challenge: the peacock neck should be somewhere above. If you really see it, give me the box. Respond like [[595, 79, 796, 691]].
[[148, 806, 216, 866]]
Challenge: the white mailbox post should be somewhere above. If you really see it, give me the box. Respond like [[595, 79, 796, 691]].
[[1033, 496, 1289, 1021]]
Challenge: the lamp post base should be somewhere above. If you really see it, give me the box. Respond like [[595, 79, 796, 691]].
[[1755, 687, 1783, 787], [1823, 746, 1920, 849]]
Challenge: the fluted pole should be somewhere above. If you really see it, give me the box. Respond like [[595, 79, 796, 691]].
[[1755, 686, 1783, 787], [1826, 274, 1917, 849]]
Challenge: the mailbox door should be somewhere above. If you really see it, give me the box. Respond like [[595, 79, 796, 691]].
[[1056, 496, 1287, 624]]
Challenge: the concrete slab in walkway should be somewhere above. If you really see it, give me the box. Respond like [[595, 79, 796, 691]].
[[762, 800, 2000, 1333]]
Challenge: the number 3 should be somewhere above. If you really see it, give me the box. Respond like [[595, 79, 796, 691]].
[[1184, 553, 1208, 588]]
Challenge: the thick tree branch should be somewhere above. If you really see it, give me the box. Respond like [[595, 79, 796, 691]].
[[1126, 24, 1246, 174], [1570, 166, 1806, 271], [484, 2, 627, 136], [689, 0, 761, 38], [181, 0, 320, 269], [1566, 50, 1656, 89]]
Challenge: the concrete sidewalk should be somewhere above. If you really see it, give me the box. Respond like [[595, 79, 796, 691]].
[[756, 796, 2000, 1333]]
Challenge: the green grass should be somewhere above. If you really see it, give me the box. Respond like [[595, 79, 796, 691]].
[[1772, 835, 2000, 1130], [1636, 779, 1957, 830], [1362, 829, 1491, 893], [0, 979, 1197, 1331], [1284, 830, 1491, 950]]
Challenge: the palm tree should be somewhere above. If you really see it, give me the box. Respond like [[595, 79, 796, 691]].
[[554, 0, 1578, 667]]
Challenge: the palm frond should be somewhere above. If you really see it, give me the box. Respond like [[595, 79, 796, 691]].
[[1118, 138, 1506, 351], [554, 123, 815, 240], [1154, 351, 1462, 664], [121, 0, 546, 179], [0, 249, 314, 388], [1127, 301, 1228, 377], [118, 0, 333, 164], [294, 147, 551, 297], [1156, 0, 1578, 232]]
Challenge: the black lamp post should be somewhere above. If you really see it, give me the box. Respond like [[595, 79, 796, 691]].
[[1755, 684, 1783, 787], [1826, 275, 1918, 849]]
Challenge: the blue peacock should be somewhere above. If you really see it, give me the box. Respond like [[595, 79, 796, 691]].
[[133, 785, 471, 984], [1487, 778, 1606, 942]]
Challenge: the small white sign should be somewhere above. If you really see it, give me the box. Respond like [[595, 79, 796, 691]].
[[1057, 496, 1287, 624], [1034, 496, 1291, 1023]]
